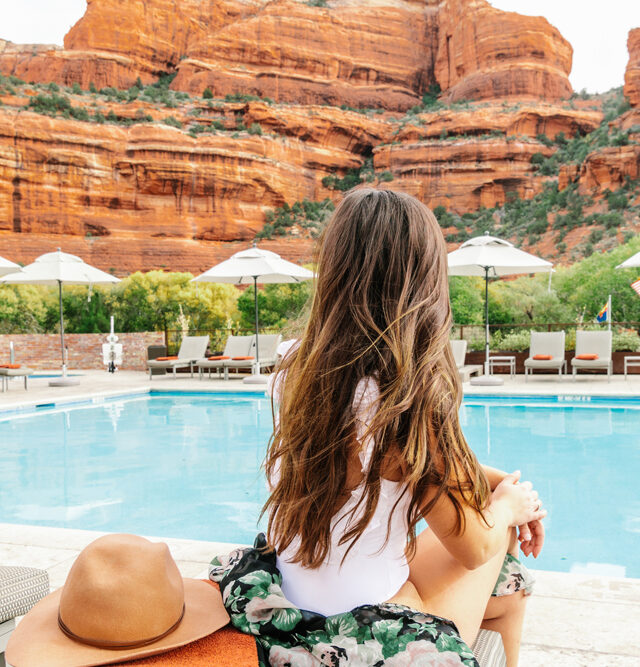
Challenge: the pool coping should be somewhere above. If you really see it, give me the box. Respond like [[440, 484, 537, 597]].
[[3, 384, 640, 417]]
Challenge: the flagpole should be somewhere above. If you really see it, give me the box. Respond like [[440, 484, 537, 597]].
[[608, 294, 612, 332]]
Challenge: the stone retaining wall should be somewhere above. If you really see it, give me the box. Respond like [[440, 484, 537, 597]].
[[0, 332, 164, 371]]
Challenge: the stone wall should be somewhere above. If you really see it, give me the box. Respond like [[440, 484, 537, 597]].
[[0, 332, 164, 371]]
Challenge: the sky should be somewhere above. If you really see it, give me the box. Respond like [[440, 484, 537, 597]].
[[2, 0, 640, 94]]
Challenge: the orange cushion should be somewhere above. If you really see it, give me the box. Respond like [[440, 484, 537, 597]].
[[576, 354, 598, 360], [232, 356, 255, 360], [532, 355, 552, 360], [0, 364, 21, 369], [208, 356, 231, 361], [121, 582, 257, 666], [155, 356, 179, 361]]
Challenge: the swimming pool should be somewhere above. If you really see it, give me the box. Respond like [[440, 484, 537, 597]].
[[1, 392, 638, 577]]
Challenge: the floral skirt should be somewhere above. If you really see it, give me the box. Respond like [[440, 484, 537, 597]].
[[209, 534, 534, 667]]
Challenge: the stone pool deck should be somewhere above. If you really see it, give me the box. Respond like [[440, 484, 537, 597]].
[[1, 369, 639, 665]]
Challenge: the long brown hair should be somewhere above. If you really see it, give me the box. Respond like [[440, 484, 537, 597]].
[[263, 188, 489, 568]]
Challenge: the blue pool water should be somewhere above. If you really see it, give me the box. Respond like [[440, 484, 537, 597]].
[[1, 392, 638, 577]]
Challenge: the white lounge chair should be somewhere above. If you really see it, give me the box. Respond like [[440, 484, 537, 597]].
[[524, 331, 567, 381], [0, 366, 35, 392], [223, 334, 282, 380], [147, 335, 209, 379], [450, 340, 482, 382], [197, 335, 253, 379], [571, 330, 613, 381]]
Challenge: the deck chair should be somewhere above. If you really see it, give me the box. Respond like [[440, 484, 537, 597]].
[[450, 340, 482, 382], [197, 335, 253, 379], [0, 366, 35, 393], [1, 566, 50, 666], [223, 334, 282, 380], [571, 330, 613, 381], [147, 335, 209, 379], [524, 331, 566, 380]]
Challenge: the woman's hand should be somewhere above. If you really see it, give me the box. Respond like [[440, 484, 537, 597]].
[[491, 471, 547, 527], [518, 519, 545, 558]]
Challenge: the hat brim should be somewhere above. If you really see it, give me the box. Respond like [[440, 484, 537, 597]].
[[6, 579, 230, 667]]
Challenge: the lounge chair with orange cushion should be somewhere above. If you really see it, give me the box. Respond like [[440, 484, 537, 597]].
[[196, 335, 254, 380], [222, 334, 282, 380], [571, 330, 612, 381], [0, 364, 35, 392], [147, 336, 209, 380], [524, 331, 566, 380]]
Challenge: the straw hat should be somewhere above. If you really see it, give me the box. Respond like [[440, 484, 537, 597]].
[[6, 534, 230, 667]]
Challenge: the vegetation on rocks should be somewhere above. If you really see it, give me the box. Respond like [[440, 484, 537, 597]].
[[256, 199, 335, 240]]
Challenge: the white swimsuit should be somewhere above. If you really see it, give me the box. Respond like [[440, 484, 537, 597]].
[[268, 373, 411, 616]]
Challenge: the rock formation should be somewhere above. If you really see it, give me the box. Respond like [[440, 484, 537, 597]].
[[624, 28, 640, 108], [0, 1, 635, 272], [0, 0, 573, 108], [435, 0, 573, 103]]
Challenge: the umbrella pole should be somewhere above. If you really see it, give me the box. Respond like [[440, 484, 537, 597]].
[[253, 276, 260, 375], [58, 280, 66, 377], [484, 266, 490, 375]]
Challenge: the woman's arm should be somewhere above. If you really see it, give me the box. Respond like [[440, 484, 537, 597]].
[[481, 464, 508, 490], [421, 471, 546, 570]]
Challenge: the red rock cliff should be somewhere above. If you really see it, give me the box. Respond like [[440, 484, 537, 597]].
[[624, 28, 640, 108], [0, 0, 573, 107]]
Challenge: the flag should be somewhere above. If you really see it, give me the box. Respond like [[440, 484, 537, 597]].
[[596, 302, 609, 322], [632, 278, 640, 298]]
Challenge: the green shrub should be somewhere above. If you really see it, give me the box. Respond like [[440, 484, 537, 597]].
[[248, 122, 263, 135], [27, 93, 71, 115], [606, 189, 628, 210], [490, 330, 531, 352], [257, 199, 334, 239], [163, 115, 183, 129], [106, 110, 118, 122], [306, 0, 327, 6], [89, 82, 97, 93], [612, 328, 640, 352], [203, 87, 213, 99], [70, 106, 90, 121], [71, 82, 83, 95], [379, 170, 394, 182], [93, 111, 105, 124]]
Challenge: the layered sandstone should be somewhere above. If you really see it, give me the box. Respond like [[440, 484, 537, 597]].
[[395, 104, 602, 142], [1, 0, 573, 108], [576, 145, 640, 194], [0, 107, 350, 272], [624, 28, 640, 108], [373, 138, 555, 210], [435, 0, 573, 103]]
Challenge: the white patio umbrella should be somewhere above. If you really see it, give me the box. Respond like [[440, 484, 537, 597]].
[[0, 249, 120, 386], [192, 244, 314, 384], [616, 250, 640, 269], [0, 254, 21, 277], [448, 233, 552, 385]]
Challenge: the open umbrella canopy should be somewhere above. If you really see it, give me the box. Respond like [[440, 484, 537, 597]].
[[0, 250, 120, 386], [0, 249, 119, 286], [616, 250, 640, 269], [0, 254, 22, 277], [447, 234, 552, 385], [193, 246, 314, 285], [193, 245, 313, 382], [447, 235, 553, 277]]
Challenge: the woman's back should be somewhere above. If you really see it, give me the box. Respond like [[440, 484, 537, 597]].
[[273, 377, 411, 615]]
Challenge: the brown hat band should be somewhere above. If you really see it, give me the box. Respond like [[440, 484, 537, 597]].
[[57, 605, 186, 650]]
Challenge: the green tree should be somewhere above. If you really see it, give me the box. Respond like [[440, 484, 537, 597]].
[[237, 282, 312, 329]]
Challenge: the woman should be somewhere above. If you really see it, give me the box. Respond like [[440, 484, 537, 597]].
[[211, 189, 546, 667]]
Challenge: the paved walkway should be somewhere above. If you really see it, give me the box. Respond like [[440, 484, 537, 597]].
[[1, 369, 639, 665]]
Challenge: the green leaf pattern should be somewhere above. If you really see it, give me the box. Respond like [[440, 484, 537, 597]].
[[210, 535, 528, 667]]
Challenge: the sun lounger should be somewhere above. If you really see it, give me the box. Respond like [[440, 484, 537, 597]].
[[1, 566, 50, 664], [0, 366, 35, 392], [524, 331, 566, 380], [197, 335, 254, 379], [571, 330, 613, 381], [223, 334, 282, 379], [450, 340, 482, 382], [147, 335, 209, 379]]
